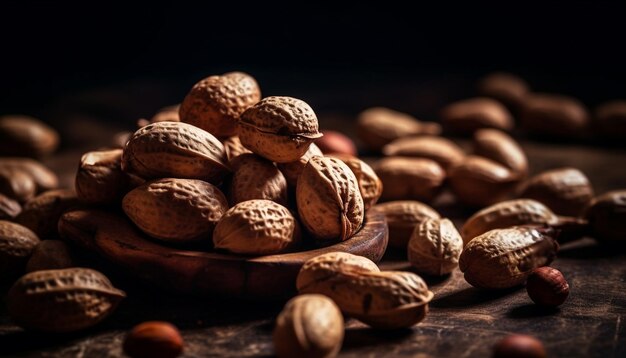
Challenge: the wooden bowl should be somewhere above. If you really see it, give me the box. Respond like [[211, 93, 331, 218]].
[[59, 209, 388, 300]]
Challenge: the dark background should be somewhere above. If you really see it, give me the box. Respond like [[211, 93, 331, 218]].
[[1, 1, 626, 125]]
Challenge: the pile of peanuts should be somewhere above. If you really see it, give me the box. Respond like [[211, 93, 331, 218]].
[[0, 71, 625, 358]]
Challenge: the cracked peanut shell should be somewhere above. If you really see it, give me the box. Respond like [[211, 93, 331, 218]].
[[121, 121, 229, 184], [213, 199, 298, 255], [7, 268, 125, 332], [239, 96, 322, 163], [123, 178, 228, 244], [179, 72, 261, 137], [408, 218, 463, 276], [296, 156, 364, 241], [459, 227, 558, 289]]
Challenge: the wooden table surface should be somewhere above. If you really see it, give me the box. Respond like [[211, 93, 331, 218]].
[[1, 78, 626, 357]]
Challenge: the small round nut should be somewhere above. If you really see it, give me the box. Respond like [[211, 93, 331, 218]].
[[273, 294, 344, 358], [228, 154, 288, 206], [520, 168, 594, 217], [382, 136, 465, 171], [0, 115, 59, 158], [179, 72, 261, 137], [315, 130, 357, 156], [356, 107, 441, 151], [477, 72, 530, 111], [239, 96, 322, 163], [25, 240, 74, 273], [584, 190, 626, 242], [526, 266, 569, 307], [371, 200, 440, 249], [277, 143, 323, 188], [520, 93, 589, 138], [123, 321, 183, 358], [493, 334, 547, 358], [448, 156, 519, 207], [329, 154, 383, 210], [213, 200, 298, 255], [408, 218, 463, 276], [374, 157, 445, 202], [440, 97, 514, 134], [296, 156, 364, 242]]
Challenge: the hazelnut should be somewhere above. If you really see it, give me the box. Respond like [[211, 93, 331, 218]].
[[526, 267, 569, 307], [493, 334, 547, 358], [123, 321, 183, 358]]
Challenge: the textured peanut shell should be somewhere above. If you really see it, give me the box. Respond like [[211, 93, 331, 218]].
[[229, 154, 288, 206], [448, 156, 518, 207], [330, 154, 382, 210], [0, 193, 21, 220], [296, 252, 381, 290], [594, 100, 626, 139], [520, 168, 594, 217], [222, 136, 252, 163], [277, 143, 323, 188], [296, 156, 364, 241], [459, 227, 558, 289], [440, 97, 514, 134], [371, 200, 440, 249], [76, 149, 139, 205], [121, 121, 229, 183], [179, 72, 261, 137], [477, 72, 529, 110], [408, 218, 463, 276], [239, 96, 322, 163], [213, 200, 297, 255], [461, 199, 559, 245], [273, 294, 344, 358], [0, 158, 59, 192], [584, 190, 626, 242], [0, 115, 59, 158], [7, 268, 125, 332], [123, 178, 228, 243], [373, 157, 445, 202], [473, 129, 528, 177], [25, 240, 74, 273], [356, 107, 441, 151], [298, 261, 433, 329], [520, 93, 589, 137], [17, 189, 79, 238], [382, 136, 465, 171], [0, 220, 40, 281]]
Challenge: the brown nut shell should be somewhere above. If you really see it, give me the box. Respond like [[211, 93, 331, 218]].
[[239, 96, 322, 163], [229, 154, 288, 206], [371, 200, 440, 249], [520, 93, 589, 137], [382, 136, 465, 171], [179, 72, 261, 137], [17, 189, 79, 238], [408, 218, 463, 276], [329, 154, 382, 210], [473, 129, 528, 178], [277, 144, 323, 188], [461, 199, 559, 245], [213, 200, 297, 255], [477, 72, 530, 110], [7, 268, 125, 332], [273, 294, 344, 358], [0, 193, 21, 220], [0, 168, 36, 203], [0, 220, 40, 281], [123, 178, 228, 243], [124, 321, 184, 358], [315, 130, 357, 156], [594, 100, 626, 139], [121, 121, 229, 183], [440, 97, 514, 134], [296, 156, 364, 241], [459, 227, 558, 289], [222, 136, 252, 163], [0, 115, 59, 158], [448, 156, 519, 207], [76, 149, 139, 205], [373, 157, 445, 202], [520, 168, 594, 217], [25, 240, 74, 273], [0, 158, 59, 192], [584, 190, 626, 242]]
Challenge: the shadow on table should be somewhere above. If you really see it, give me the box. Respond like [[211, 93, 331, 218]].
[[342, 326, 414, 351], [430, 286, 521, 309], [507, 303, 560, 319]]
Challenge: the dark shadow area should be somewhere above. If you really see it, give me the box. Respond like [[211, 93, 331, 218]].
[[557, 239, 626, 259], [507, 303, 560, 319], [342, 326, 414, 351], [430, 286, 521, 309]]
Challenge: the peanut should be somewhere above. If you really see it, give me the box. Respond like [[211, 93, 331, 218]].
[[473, 129, 528, 178], [0, 115, 59, 158], [329, 154, 382, 210], [520, 93, 589, 137], [382, 136, 465, 171], [440, 98, 514, 134], [373, 157, 445, 202], [228, 154, 288, 206], [371, 200, 440, 249], [0, 220, 40, 281], [408, 218, 463, 276]]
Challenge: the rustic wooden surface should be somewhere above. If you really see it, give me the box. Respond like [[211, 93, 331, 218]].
[[1, 78, 626, 357]]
